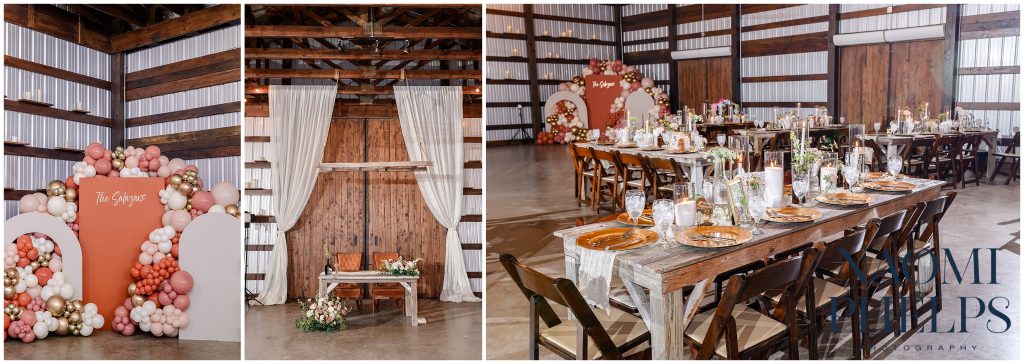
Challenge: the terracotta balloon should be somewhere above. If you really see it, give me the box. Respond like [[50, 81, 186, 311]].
[[146, 145, 161, 159], [125, 156, 139, 169], [17, 195, 39, 213], [211, 182, 239, 206], [190, 191, 214, 212], [169, 271, 193, 295], [65, 176, 77, 189], [85, 143, 105, 160], [34, 267, 53, 286], [94, 158, 112, 175], [170, 210, 192, 232]]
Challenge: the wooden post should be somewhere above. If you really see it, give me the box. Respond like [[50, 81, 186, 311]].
[[827, 4, 839, 117], [731, 5, 742, 103], [523, 5, 543, 139], [668, 5, 679, 111], [613, 6, 623, 60], [941, 4, 961, 114], [110, 52, 125, 147]]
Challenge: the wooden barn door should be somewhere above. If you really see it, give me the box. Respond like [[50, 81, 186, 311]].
[[676, 56, 734, 111], [839, 39, 945, 129]]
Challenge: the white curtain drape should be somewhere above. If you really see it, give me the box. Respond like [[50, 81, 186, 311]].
[[256, 85, 336, 305], [394, 86, 480, 302]]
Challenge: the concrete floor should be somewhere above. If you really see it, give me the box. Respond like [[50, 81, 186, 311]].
[[486, 145, 1020, 360], [4, 331, 240, 360], [245, 299, 481, 360]]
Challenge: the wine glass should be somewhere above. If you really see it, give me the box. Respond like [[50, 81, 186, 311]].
[[792, 171, 810, 207], [873, 122, 881, 134], [625, 190, 645, 230], [887, 155, 903, 180], [652, 199, 675, 247], [747, 192, 767, 235], [716, 134, 726, 147]]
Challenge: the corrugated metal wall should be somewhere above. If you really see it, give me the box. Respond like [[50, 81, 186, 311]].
[[957, 4, 1021, 136], [3, 23, 112, 219], [125, 25, 242, 188]]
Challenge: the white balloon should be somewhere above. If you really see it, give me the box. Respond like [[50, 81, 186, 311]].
[[80, 325, 94, 336], [15, 281, 26, 293], [33, 322, 50, 338], [46, 196, 68, 216], [142, 300, 157, 314], [167, 191, 187, 210], [24, 274, 38, 288], [85, 303, 98, 314], [208, 205, 226, 214], [40, 285, 55, 300], [59, 282, 74, 299], [92, 314, 105, 328], [85, 165, 97, 177]]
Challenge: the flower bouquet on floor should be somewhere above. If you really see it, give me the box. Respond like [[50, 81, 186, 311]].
[[378, 256, 423, 276], [296, 295, 350, 332]]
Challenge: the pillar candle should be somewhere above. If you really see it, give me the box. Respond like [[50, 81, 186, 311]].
[[674, 200, 696, 227], [36, 89, 42, 101], [765, 166, 784, 208]]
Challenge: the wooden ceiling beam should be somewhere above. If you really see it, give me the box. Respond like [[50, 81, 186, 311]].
[[85, 5, 146, 28], [245, 84, 480, 95], [110, 4, 240, 53], [245, 68, 480, 80], [245, 25, 481, 39], [245, 48, 479, 61]]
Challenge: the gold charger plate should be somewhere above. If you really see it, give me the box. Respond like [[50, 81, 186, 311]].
[[815, 191, 874, 206], [597, 140, 616, 145], [664, 147, 693, 154], [615, 143, 638, 148], [577, 228, 658, 251], [764, 206, 822, 223], [864, 180, 916, 192], [617, 209, 654, 227], [675, 226, 752, 248], [864, 171, 907, 180], [639, 146, 663, 151]]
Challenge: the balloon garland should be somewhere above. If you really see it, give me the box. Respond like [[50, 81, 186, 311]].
[[6, 142, 240, 342], [538, 100, 584, 144], [4, 234, 104, 342]]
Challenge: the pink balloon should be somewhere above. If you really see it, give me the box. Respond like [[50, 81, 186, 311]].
[[630, 81, 641, 91], [103, 149, 112, 160], [48, 256, 63, 272], [170, 210, 192, 232], [121, 323, 135, 336], [168, 158, 186, 172], [123, 298, 134, 312], [210, 182, 239, 206], [162, 210, 176, 227], [558, 82, 570, 91], [139, 159, 150, 170], [151, 322, 164, 337], [169, 271, 194, 295], [149, 159, 161, 171], [146, 145, 161, 159], [109, 170, 120, 178], [125, 156, 139, 169], [85, 143, 105, 160], [18, 195, 40, 213], [184, 165, 199, 173], [157, 166, 171, 178], [641, 77, 655, 88], [620, 90, 631, 98], [20, 311, 37, 327], [172, 294, 190, 310], [190, 191, 214, 212], [94, 158, 112, 175], [84, 156, 96, 165], [114, 306, 129, 318]]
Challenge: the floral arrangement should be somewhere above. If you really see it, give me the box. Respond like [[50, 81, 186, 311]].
[[295, 295, 350, 332], [706, 147, 737, 164], [558, 59, 671, 133], [378, 256, 423, 276], [790, 131, 819, 175], [8, 142, 241, 341], [712, 99, 738, 116], [541, 100, 586, 144]]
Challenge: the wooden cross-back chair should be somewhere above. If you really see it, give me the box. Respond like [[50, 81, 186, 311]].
[[590, 148, 621, 212], [956, 133, 983, 187], [684, 253, 811, 359], [902, 191, 957, 329], [571, 145, 597, 208], [989, 131, 1019, 184], [615, 151, 649, 206], [370, 252, 405, 313], [499, 254, 651, 360], [642, 156, 686, 199], [928, 134, 962, 187]]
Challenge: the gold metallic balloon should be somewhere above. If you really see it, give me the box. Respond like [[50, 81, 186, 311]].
[[5, 268, 17, 279], [191, 185, 200, 195], [128, 282, 137, 296], [55, 317, 70, 336], [4, 286, 14, 299], [225, 204, 239, 217], [29, 261, 40, 270], [69, 311, 82, 324], [72, 300, 83, 313], [185, 203, 192, 212], [169, 175, 183, 187], [131, 294, 145, 307], [47, 180, 65, 197], [46, 295, 67, 316], [178, 182, 193, 195], [111, 159, 125, 171], [65, 187, 78, 202]]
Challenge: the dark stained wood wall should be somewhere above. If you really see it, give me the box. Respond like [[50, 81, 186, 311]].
[[675, 56, 733, 111], [839, 43, 890, 125]]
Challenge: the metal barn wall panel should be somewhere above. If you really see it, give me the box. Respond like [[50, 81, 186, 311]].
[[4, 68, 112, 117], [535, 4, 614, 21], [839, 7, 946, 33], [677, 17, 732, 50], [622, 4, 668, 16], [741, 52, 829, 77], [5, 23, 111, 80], [961, 4, 1020, 16], [126, 25, 241, 72], [3, 155, 77, 191], [185, 156, 241, 190], [741, 4, 829, 26]]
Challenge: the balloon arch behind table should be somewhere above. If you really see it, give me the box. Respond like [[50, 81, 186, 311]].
[[4, 143, 240, 343], [538, 58, 672, 144]]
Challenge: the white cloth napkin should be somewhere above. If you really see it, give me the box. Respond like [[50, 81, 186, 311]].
[[577, 248, 618, 314]]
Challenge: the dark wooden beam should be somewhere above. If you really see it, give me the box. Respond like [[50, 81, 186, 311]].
[[668, 4, 679, 112], [731, 5, 741, 103], [245, 84, 481, 96], [110, 4, 240, 52], [245, 100, 482, 119], [740, 15, 830, 33], [111, 52, 125, 147], [125, 49, 241, 89], [613, 6, 623, 60], [838, 4, 946, 20], [5, 189, 42, 201], [741, 32, 829, 57], [4, 4, 111, 52], [244, 48, 480, 61], [4, 56, 112, 89], [524, 5, 542, 140], [246, 68, 480, 80], [126, 102, 241, 127], [942, 4, 961, 114], [126, 126, 240, 153], [4, 99, 112, 127], [245, 25, 481, 39], [125, 68, 239, 101], [5, 144, 84, 161], [827, 4, 839, 116], [740, 4, 802, 15], [85, 5, 146, 28]]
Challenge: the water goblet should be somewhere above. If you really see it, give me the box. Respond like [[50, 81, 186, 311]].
[[887, 156, 903, 180], [652, 199, 675, 247], [873, 122, 881, 134], [747, 194, 767, 235], [792, 171, 810, 207], [716, 134, 726, 147], [625, 190, 645, 230]]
